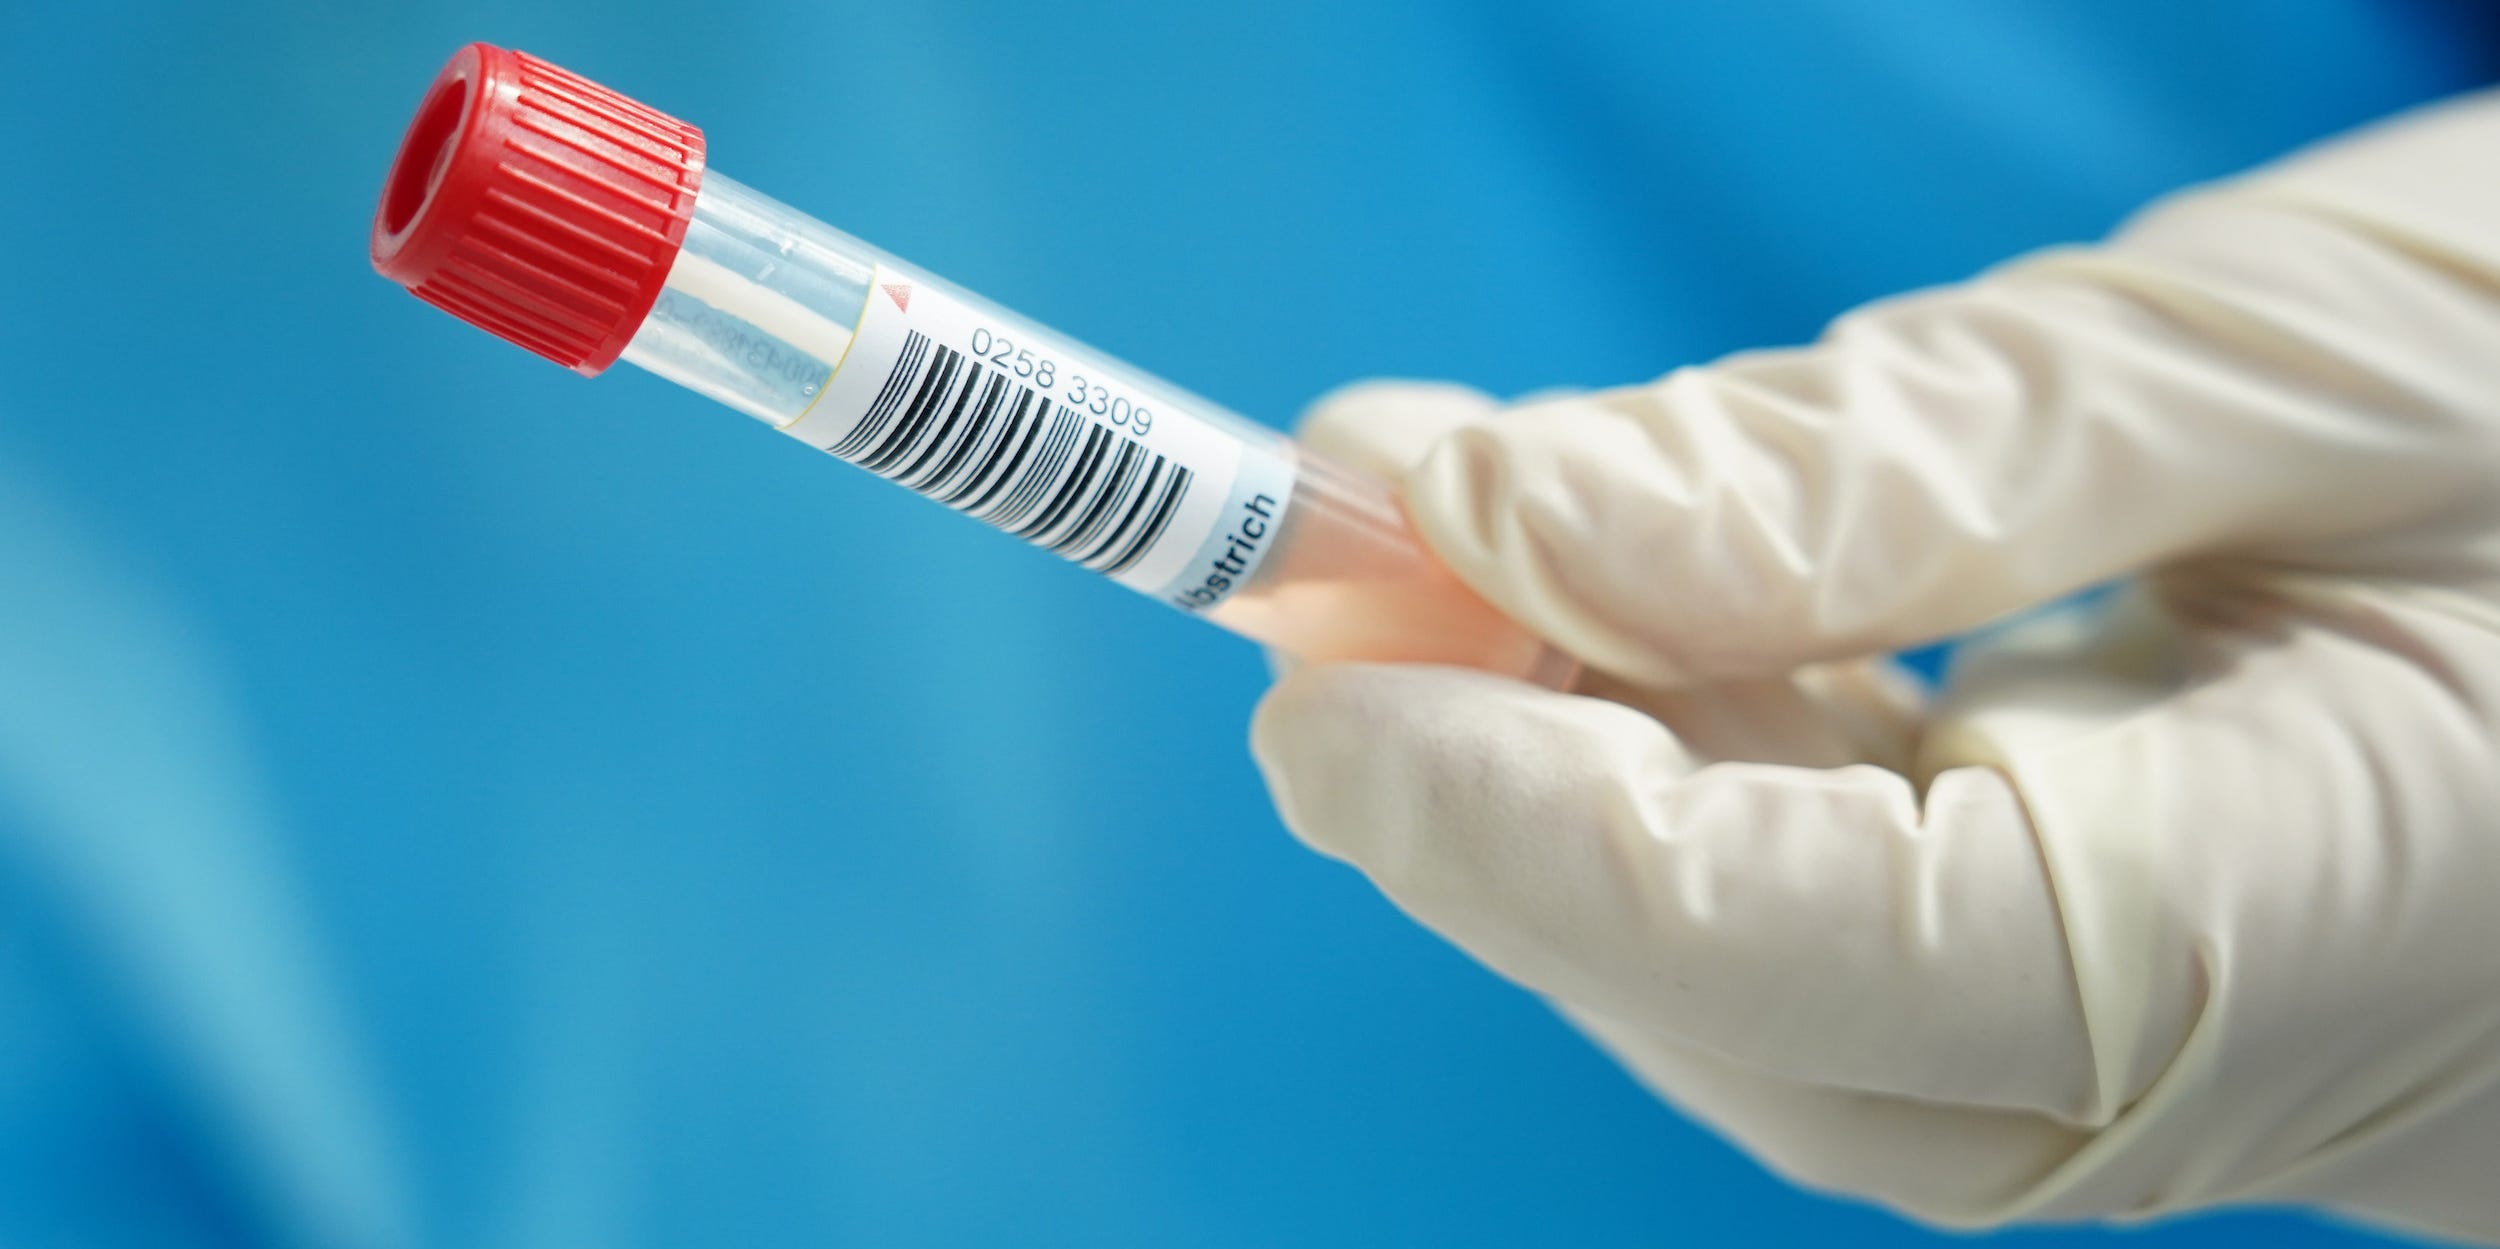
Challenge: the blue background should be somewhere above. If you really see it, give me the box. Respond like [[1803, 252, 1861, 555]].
[[3, 3, 2495, 1246]]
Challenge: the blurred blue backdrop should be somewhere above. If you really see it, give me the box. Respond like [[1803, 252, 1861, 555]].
[[2, 2, 2494, 1246]]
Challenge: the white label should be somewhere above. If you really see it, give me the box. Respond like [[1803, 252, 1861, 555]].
[[779, 263, 1294, 610]]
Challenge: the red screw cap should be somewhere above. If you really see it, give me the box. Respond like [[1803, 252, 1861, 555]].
[[371, 44, 706, 376]]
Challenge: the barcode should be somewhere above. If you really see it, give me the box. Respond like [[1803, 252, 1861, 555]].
[[825, 331, 1193, 577]]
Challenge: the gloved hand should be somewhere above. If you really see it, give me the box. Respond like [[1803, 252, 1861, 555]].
[[1252, 92, 2500, 1241]]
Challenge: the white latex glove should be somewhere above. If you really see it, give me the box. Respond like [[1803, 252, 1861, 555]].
[[1252, 92, 2500, 1242]]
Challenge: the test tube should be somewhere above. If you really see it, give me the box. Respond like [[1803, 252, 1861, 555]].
[[372, 44, 1569, 685]]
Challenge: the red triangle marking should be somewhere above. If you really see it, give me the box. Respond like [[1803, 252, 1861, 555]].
[[882, 283, 912, 312]]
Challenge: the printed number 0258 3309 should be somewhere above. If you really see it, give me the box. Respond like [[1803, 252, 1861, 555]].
[[967, 325, 1154, 438]]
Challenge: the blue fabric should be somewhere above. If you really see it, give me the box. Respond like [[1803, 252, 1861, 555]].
[[2, 3, 2493, 1245]]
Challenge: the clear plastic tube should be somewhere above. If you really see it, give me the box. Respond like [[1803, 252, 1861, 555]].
[[622, 175, 1568, 682], [371, 44, 1569, 685]]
